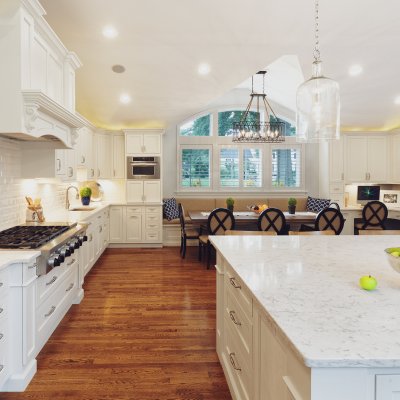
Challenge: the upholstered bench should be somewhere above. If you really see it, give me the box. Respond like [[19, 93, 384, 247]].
[[162, 197, 309, 246]]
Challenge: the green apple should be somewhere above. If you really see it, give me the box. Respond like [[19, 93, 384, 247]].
[[390, 251, 400, 257], [359, 275, 378, 291]]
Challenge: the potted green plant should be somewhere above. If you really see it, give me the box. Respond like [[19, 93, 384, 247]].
[[288, 197, 297, 214], [80, 187, 92, 206], [226, 197, 235, 212]]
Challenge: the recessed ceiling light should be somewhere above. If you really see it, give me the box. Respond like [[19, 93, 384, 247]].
[[394, 96, 400, 105], [102, 26, 118, 39], [198, 63, 211, 75], [348, 64, 363, 77], [112, 64, 126, 74], [119, 94, 131, 104]]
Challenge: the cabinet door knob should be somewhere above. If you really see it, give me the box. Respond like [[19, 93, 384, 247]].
[[44, 306, 56, 318], [229, 310, 241, 326]]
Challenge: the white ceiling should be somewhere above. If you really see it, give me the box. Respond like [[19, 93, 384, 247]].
[[40, 0, 400, 131]]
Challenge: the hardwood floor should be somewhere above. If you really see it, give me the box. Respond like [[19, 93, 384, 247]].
[[3, 248, 231, 400]]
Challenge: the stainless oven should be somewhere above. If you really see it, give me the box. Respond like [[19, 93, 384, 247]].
[[127, 156, 160, 179]]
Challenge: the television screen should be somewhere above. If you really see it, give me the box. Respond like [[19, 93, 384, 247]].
[[357, 186, 380, 201]]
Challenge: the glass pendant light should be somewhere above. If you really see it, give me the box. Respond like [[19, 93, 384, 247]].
[[296, 0, 340, 142]]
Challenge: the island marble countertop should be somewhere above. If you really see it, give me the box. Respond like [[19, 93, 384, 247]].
[[0, 250, 40, 272], [209, 235, 400, 368]]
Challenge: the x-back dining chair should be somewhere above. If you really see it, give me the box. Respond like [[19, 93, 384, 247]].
[[257, 208, 287, 235], [199, 208, 235, 269], [300, 207, 345, 235], [355, 201, 388, 233], [178, 203, 200, 259]]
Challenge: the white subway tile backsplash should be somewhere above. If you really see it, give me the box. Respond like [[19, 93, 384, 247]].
[[0, 138, 69, 231]]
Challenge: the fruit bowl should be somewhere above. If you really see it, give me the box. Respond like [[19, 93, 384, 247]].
[[385, 248, 400, 273]]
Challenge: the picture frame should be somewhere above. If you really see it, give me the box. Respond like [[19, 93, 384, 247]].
[[380, 190, 400, 205]]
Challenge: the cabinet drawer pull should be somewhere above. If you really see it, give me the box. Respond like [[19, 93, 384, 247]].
[[67, 258, 76, 266], [229, 310, 241, 326], [46, 276, 57, 286], [89, 234, 93, 242], [91, 168, 94, 177], [0, 283, 3, 288], [99, 226, 103, 233], [56, 158, 61, 171], [0, 365, 3, 373], [28, 262, 38, 269], [81, 155, 85, 164], [66, 283, 74, 292], [229, 353, 241, 371], [0, 333, 3, 340], [44, 306, 56, 318], [229, 277, 241, 289], [0, 308, 3, 314]]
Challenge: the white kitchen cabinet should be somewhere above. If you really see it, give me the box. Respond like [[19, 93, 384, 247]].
[[55, 149, 76, 180], [76, 127, 93, 169], [329, 136, 344, 183], [95, 134, 113, 179], [125, 132, 161, 155], [376, 375, 400, 399], [126, 207, 143, 242], [112, 134, 125, 178], [126, 181, 161, 203], [55, 149, 67, 177], [109, 206, 125, 243], [345, 135, 388, 183], [391, 133, 400, 183]]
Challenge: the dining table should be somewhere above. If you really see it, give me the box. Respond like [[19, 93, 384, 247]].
[[188, 210, 318, 231]]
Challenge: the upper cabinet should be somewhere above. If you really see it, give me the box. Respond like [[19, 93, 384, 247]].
[[345, 134, 388, 183], [95, 133, 113, 179], [112, 134, 125, 179], [76, 126, 93, 169], [0, 0, 84, 146], [391, 132, 400, 183], [124, 130, 162, 155]]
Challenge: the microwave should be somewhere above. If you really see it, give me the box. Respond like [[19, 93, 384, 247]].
[[127, 156, 160, 179]]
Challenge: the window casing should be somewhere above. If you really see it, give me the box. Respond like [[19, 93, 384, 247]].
[[177, 109, 304, 192]]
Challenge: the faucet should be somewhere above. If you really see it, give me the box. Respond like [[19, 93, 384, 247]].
[[66, 186, 79, 209]]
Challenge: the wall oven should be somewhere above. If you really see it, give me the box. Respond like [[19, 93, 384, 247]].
[[127, 156, 160, 179]]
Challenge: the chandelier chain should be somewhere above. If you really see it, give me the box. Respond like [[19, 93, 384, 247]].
[[313, 0, 320, 61]]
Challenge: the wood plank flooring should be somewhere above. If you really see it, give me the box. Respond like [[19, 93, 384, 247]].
[[3, 248, 231, 400]]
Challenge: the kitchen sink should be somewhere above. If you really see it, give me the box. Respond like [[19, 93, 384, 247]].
[[69, 207, 96, 211]]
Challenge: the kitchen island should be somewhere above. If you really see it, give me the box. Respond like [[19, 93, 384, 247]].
[[209, 235, 400, 400]]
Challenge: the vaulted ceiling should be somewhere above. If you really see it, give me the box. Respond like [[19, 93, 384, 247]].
[[40, 0, 400, 131]]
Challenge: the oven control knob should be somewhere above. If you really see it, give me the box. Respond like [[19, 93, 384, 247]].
[[76, 237, 83, 246], [73, 240, 80, 249], [56, 252, 65, 263], [47, 256, 60, 269], [61, 246, 72, 257], [68, 243, 75, 254], [79, 235, 88, 243]]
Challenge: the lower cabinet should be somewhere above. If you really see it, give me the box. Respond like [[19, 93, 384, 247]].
[[216, 252, 400, 400], [109, 205, 162, 245], [81, 207, 110, 277]]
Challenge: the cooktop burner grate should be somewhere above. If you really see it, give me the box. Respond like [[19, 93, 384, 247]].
[[0, 225, 71, 249]]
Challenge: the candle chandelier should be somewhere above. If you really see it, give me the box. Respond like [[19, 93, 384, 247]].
[[296, 0, 340, 142], [232, 71, 285, 143]]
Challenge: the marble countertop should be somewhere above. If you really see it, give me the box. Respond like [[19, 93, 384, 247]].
[[210, 235, 400, 368], [0, 250, 40, 272]]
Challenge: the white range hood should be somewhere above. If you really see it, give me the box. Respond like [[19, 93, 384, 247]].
[[0, 0, 84, 148]]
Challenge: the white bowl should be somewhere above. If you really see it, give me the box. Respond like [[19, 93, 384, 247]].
[[385, 248, 400, 273]]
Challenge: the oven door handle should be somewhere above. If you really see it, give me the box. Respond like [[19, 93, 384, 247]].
[[130, 162, 158, 166]]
